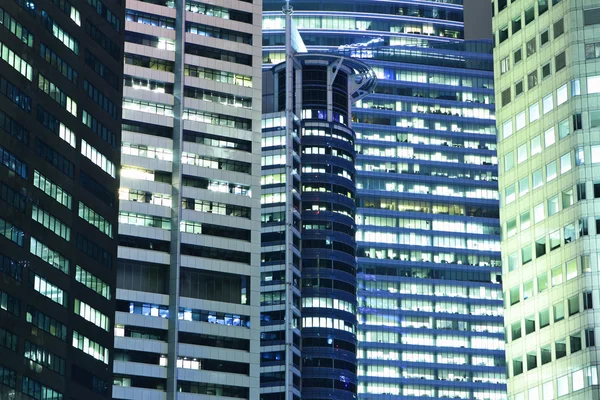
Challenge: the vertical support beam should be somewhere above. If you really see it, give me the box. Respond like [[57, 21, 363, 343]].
[[166, 0, 186, 398], [283, 5, 295, 399], [327, 58, 343, 123]]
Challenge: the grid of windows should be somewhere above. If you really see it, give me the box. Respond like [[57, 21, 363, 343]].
[[72, 330, 109, 364], [0, 364, 16, 389], [87, 0, 120, 31], [0, 6, 34, 46], [74, 299, 110, 331], [81, 139, 116, 178], [0, 144, 27, 178], [0, 40, 33, 80], [0, 75, 32, 113], [30, 237, 70, 274], [22, 376, 63, 400], [0, 290, 20, 316], [36, 106, 77, 147], [0, 216, 24, 247], [31, 205, 71, 241], [38, 74, 77, 116], [75, 265, 111, 300], [24, 341, 66, 375], [39, 43, 78, 85], [78, 202, 113, 238], [30, 272, 67, 307], [41, 10, 79, 53], [82, 110, 117, 148], [26, 306, 67, 341], [33, 171, 72, 209]]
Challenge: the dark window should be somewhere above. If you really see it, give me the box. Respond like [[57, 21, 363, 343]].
[[117, 260, 168, 294], [84, 50, 120, 90], [0, 108, 29, 144], [525, 6, 535, 25], [0, 290, 19, 316], [71, 365, 109, 396], [595, 183, 600, 198], [554, 18, 564, 38], [512, 358, 523, 376], [35, 139, 74, 178], [177, 380, 249, 398], [580, 217, 589, 236], [512, 17, 522, 34], [515, 80, 524, 96], [80, 171, 115, 207], [526, 37, 537, 56], [0, 145, 27, 179], [586, 329, 595, 347], [540, 29, 549, 46], [525, 316, 535, 334], [22, 376, 62, 399], [584, 292, 593, 309], [186, 22, 252, 44], [0, 75, 32, 112], [526, 352, 537, 370], [88, 0, 121, 31], [568, 295, 580, 316], [528, 70, 538, 89], [573, 113, 582, 130], [125, 53, 175, 72], [555, 340, 567, 359], [539, 308, 550, 328], [542, 62, 552, 78], [185, 43, 252, 66], [83, 80, 118, 119], [39, 43, 79, 84], [0, 364, 16, 389], [577, 182, 586, 200], [125, 120, 173, 138], [541, 346, 551, 364], [82, 110, 118, 148], [0, 182, 26, 213], [77, 233, 113, 269], [583, 8, 600, 26], [538, 0, 548, 15], [0, 327, 18, 352], [502, 88, 511, 106], [555, 51, 566, 71], [514, 48, 522, 63], [499, 26, 509, 43], [180, 267, 250, 304], [570, 334, 582, 353], [535, 237, 546, 257]]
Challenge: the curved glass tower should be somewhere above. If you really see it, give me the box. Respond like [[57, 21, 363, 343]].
[[261, 53, 375, 400], [263, 1, 505, 400]]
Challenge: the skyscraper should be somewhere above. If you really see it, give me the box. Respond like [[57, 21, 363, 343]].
[[112, 0, 263, 398], [0, 0, 124, 399], [493, 0, 600, 398], [260, 36, 376, 398], [262, 1, 505, 399]]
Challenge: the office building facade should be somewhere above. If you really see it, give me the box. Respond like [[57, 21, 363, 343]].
[[263, 1, 506, 399], [493, 0, 600, 398], [0, 0, 124, 399], [112, 0, 263, 398]]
